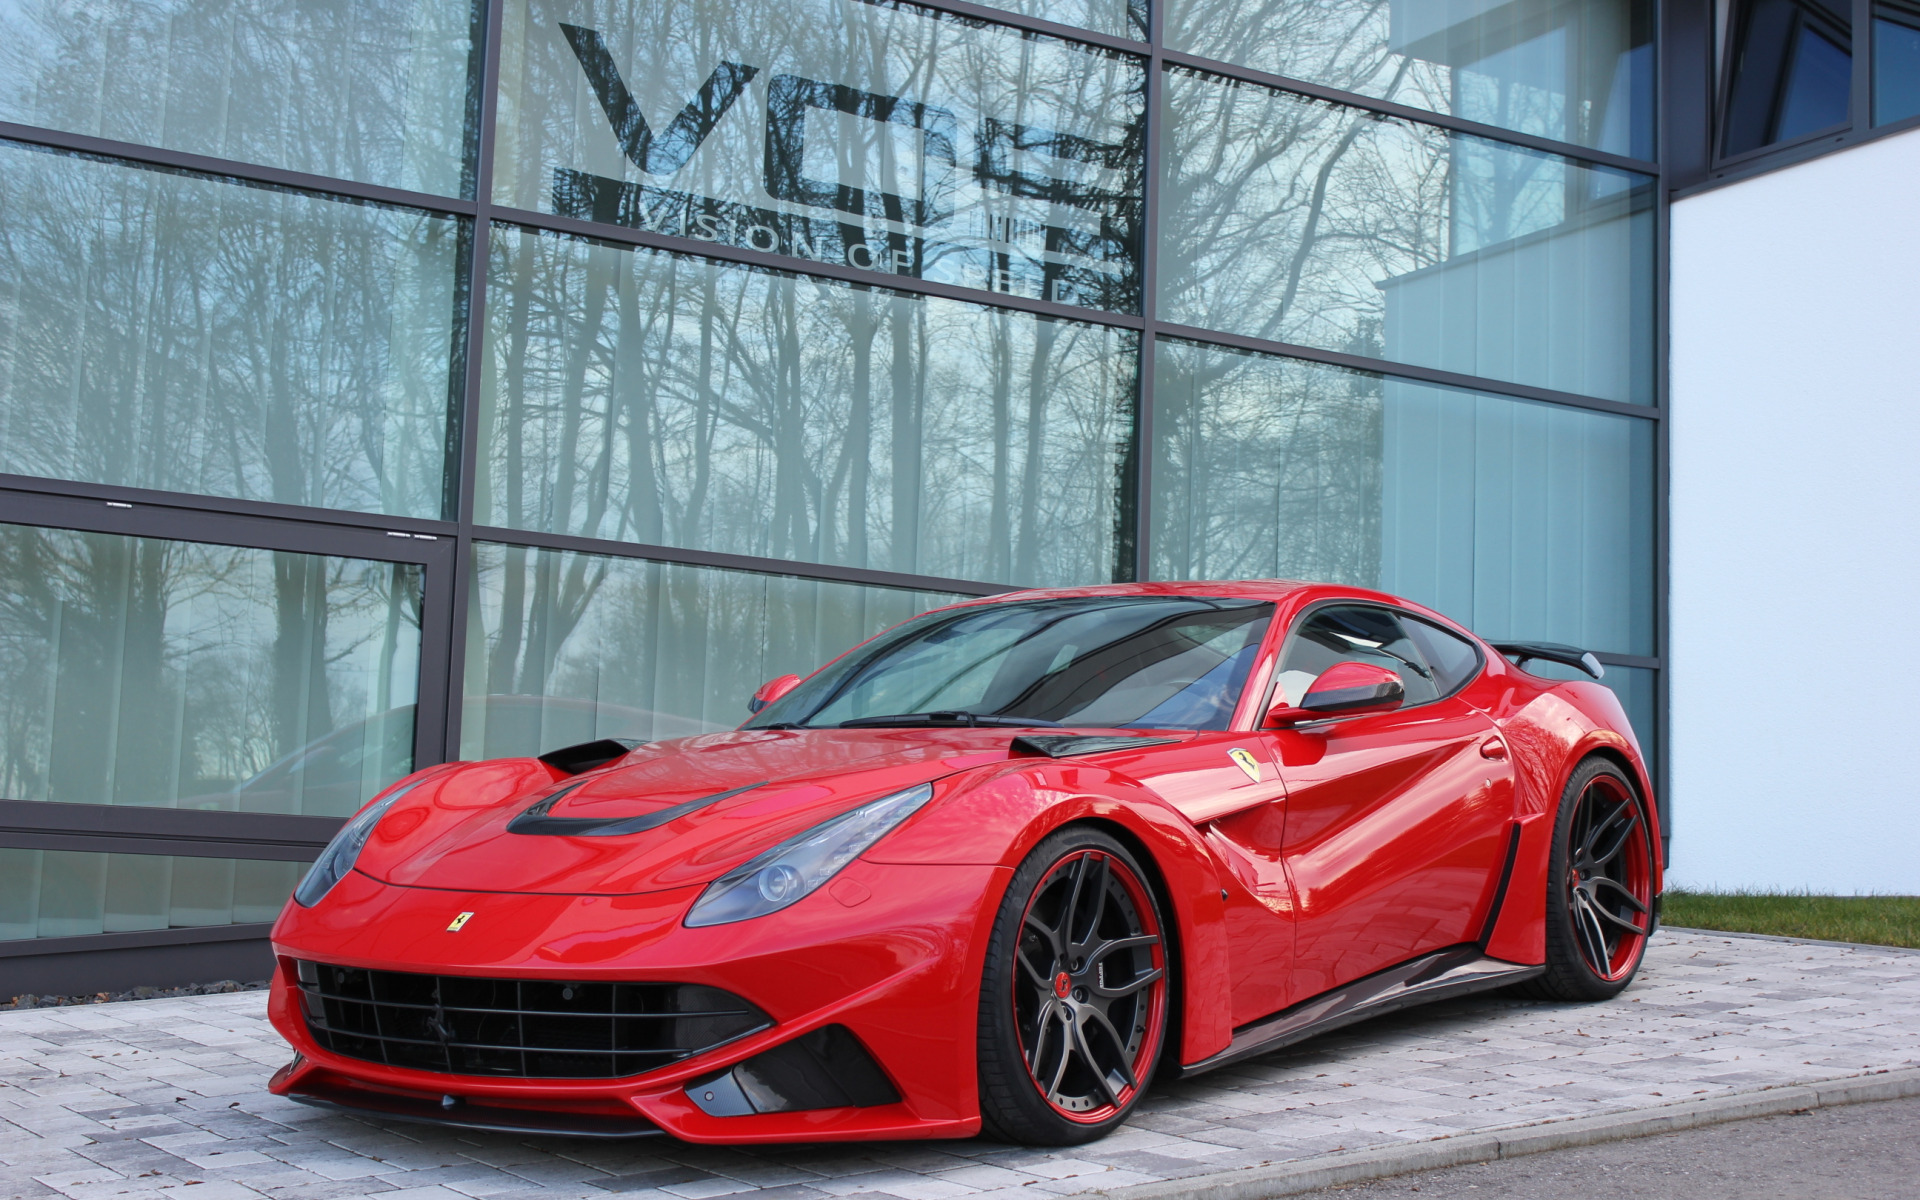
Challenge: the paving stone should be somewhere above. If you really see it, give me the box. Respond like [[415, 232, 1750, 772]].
[[3, 932, 1918, 1200]]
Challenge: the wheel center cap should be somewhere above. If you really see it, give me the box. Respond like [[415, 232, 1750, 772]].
[[1053, 972, 1072, 999]]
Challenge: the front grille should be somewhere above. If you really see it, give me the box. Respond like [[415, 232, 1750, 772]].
[[294, 960, 771, 1079]]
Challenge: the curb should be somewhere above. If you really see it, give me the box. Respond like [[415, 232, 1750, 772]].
[[1088, 1067, 1920, 1200], [1661, 925, 1920, 955]]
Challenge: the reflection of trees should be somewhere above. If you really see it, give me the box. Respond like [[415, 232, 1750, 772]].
[[1165, 0, 1646, 153], [499, 0, 1143, 311], [0, 526, 420, 812], [1152, 342, 1382, 586], [1160, 67, 1644, 403], [0, 0, 474, 193], [463, 542, 951, 755], [0, 146, 459, 519], [480, 227, 1136, 590]]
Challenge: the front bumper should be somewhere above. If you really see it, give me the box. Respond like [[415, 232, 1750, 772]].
[[268, 859, 1009, 1143]]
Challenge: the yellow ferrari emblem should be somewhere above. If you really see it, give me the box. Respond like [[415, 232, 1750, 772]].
[[1228, 748, 1261, 783], [447, 912, 474, 932]]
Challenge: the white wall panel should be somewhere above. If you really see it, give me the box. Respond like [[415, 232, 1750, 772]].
[[1670, 127, 1920, 893]]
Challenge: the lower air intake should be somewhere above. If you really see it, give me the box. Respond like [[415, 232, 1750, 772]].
[[687, 1024, 900, 1116], [295, 960, 770, 1079]]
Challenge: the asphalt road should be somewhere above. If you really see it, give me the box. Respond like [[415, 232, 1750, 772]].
[[1301, 1095, 1920, 1199]]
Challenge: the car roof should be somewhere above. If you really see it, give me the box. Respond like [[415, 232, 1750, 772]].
[[938, 580, 1478, 639]]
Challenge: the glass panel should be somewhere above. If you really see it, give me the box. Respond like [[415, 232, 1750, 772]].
[[480, 227, 1138, 586], [1874, 3, 1920, 125], [1722, 0, 1852, 155], [493, 0, 1145, 312], [0, 0, 477, 196], [461, 543, 958, 758], [0, 848, 302, 941], [1151, 338, 1654, 655], [0, 524, 421, 816], [749, 596, 1272, 731], [1166, 0, 1655, 159], [1160, 71, 1656, 406], [966, 0, 1145, 39], [0, 143, 462, 519]]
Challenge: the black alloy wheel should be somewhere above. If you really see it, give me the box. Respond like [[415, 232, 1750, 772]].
[[976, 827, 1169, 1144], [1522, 757, 1656, 1002]]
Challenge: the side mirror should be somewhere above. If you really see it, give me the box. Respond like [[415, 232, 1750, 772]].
[[748, 673, 802, 715], [1266, 661, 1405, 726]]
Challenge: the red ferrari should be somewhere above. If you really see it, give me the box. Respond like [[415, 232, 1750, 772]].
[[267, 581, 1660, 1146]]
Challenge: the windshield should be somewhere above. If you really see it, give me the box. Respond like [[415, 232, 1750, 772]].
[[748, 596, 1274, 731]]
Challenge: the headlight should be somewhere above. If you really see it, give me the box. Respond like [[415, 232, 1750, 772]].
[[293, 779, 424, 907], [684, 783, 934, 927]]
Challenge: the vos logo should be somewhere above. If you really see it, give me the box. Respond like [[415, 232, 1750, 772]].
[[551, 23, 1140, 307]]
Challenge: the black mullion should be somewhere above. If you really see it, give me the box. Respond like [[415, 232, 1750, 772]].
[[1133, 13, 1167, 585], [1149, 323, 1661, 420], [0, 832, 319, 861], [443, 0, 509, 766], [1157, 50, 1661, 176], [0, 488, 447, 565], [0, 121, 476, 218], [1855, 0, 1874, 127], [0, 473, 453, 537], [1653, 0, 1675, 850], [0, 799, 342, 847]]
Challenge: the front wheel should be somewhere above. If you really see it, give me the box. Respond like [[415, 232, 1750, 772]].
[[976, 827, 1170, 1144], [1521, 757, 1656, 1002]]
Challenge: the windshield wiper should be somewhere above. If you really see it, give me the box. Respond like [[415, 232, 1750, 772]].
[[837, 711, 1064, 729]]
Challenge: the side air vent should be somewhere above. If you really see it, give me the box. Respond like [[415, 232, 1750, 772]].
[[686, 1025, 899, 1116], [1010, 734, 1181, 758], [538, 738, 644, 775]]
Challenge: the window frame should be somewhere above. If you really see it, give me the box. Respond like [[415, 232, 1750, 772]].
[[1705, 0, 1920, 179], [1257, 598, 1488, 725]]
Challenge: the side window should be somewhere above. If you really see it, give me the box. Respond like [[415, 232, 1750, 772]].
[[1404, 618, 1484, 697], [1276, 606, 1441, 709]]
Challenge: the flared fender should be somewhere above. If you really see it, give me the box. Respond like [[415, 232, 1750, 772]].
[[867, 761, 1236, 1064], [1481, 703, 1662, 965]]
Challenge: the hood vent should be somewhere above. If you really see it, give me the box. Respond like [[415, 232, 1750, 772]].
[[538, 738, 645, 775], [507, 780, 766, 837]]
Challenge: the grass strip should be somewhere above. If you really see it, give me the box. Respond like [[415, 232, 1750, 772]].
[[1663, 891, 1920, 949]]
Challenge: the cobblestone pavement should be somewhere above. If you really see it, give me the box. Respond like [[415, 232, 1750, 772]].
[[4, 930, 1918, 1200]]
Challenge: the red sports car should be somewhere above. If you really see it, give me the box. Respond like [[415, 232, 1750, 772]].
[[267, 581, 1660, 1146]]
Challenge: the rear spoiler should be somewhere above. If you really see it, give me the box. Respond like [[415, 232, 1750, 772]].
[[1489, 641, 1605, 680]]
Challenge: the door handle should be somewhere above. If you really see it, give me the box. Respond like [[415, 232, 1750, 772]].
[[1479, 736, 1507, 761]]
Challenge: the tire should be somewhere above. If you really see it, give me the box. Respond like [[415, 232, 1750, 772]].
[[976, 826, 1171, 1145], [1519, 757, 1657, 1002]]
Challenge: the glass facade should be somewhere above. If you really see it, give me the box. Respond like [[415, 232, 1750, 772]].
[[0, 143, 464, 518], [1151, 340, 1653, 655], [0, 0, 479, 195], [0, 849, 302, 940], [462, 545, 959, 758], [478, 227, 1138, 582], [0, 0, 1665, 970], [0, 525, 422, 817], [1161, 69, 1655, 404]]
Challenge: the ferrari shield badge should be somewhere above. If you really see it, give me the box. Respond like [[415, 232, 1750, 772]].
[[1228, 748, 1262, 783], [446, 912, 474, 932]]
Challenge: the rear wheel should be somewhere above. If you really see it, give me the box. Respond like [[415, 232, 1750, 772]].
[[1521, 757, 1656, 1002], [976, 827, 1169, 1145]]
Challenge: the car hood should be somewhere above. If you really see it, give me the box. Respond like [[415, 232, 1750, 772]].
[[355, 727, 1032, 896]]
